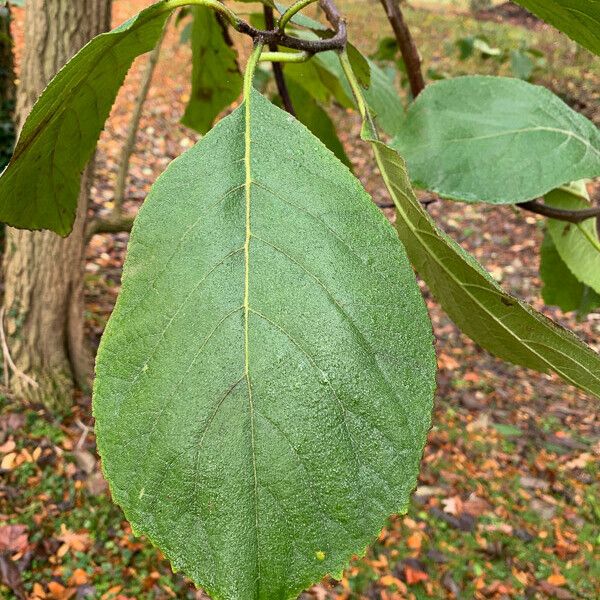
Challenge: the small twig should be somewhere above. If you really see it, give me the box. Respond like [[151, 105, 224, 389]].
[[379, 0, 425, 98], [85, 213, 135, 241], [87, 20, 168, 241], [74, 418, 89, 451], [0, 307, 39, 390], [113, 20, 168, 215], [517, 198, 600, 224], [264, 5, 296, 116]]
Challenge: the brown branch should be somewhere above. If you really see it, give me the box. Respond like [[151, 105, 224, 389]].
[[517, 198, 600, 224], [87, 21, 168, 242], [264, 5, 295, 116], [85, 213, 135, 240], [113, 20, 167, 212], [379, 0, 425, 98]]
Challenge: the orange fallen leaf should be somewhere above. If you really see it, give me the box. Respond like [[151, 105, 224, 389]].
[[406, 532, 422, 550], [404, 565, 428, 585], [68, 568, 89, 586], [1, 451, 17, 470], [547, 573, 566, 586]]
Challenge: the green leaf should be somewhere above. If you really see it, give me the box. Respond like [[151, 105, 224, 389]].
[[94, 88, 436, 600], [0, 1, 172, 235], [285, 53, 354, 109], [362, 133, 600, 398], [362, 60, 404, 137], [346, 44, 371, 89], [540, 231, 600, 316], [181, 5, 242, 134], [392, 76, 600, 204], [510, 49, 534, 80], [274, 80, 351, 168], [512, 0, 600, 56], [545, 183, 600, 294]]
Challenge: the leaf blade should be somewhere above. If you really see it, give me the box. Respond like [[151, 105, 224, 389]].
[[364, 133, 600, 398], [94, 89, 436, 600], [512, 0, 600, 56], [180, 5, 242, 134], [545, 183, 600, 294], [0, 3, 171, 235], [392, 76, 600, 204]]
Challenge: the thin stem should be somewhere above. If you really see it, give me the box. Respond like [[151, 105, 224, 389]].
[[517, 199, 600, 224], [379, 0, 425, 98], [165, 0, 240, 29], [339, 49, 377, 138], [113, 20, 168, 214], [244, 41, 266, 100], [278, 0, 319, 31], [259, 50, 310, 63], [264, 5, 296, 116]]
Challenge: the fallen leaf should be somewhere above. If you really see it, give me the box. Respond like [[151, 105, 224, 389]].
[[547, 573, 566, 586], [0, 439, 16, 453], [1, 452, 17, 470], [0, 525, 28, 553], [0, 554, 26, 599], [406, 532, 422, 550], [405, 565, 428, 585]]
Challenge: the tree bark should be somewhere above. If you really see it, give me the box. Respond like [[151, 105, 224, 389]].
[[2, 0, 111, 409]]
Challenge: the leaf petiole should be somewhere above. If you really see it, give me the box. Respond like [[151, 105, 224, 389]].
[[258, 50, 311, 63], [278, 0, 320, 31]]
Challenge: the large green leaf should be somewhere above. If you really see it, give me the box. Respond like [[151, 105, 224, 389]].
[[545, 183, 600, 294], [0, 1, 174, 235], [274, 80, 351, 168], [392, 76, 600, 204], [94, 88, 436, 600], [181, 5, 242, 134], [362, 133, 600, 398], [512, 0, 600, 56], [540, 231, 600, 316]]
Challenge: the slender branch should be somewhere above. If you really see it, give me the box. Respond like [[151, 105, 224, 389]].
[[113, 21, 167, 213], [264, 5, 296, 116], [379, 0, 425, 98], [86, 214, 135, 240], [517, 199, 600, 224], [163, 0, 347, 53], [87, 21, 168, 242]]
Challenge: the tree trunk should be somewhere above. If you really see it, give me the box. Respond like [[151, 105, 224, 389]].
[[2, 0, 112, 409], [0, 1, 15, 169]]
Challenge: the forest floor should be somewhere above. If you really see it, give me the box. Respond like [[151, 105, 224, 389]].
[[1, 1, 599, 599]]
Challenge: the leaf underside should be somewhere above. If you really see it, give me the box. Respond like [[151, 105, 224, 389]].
[[540, 232, 600, 316], [94, 89, 436, 600], [364, 133, 600, 399], [0, 2, 170, 235], [392, 76, 600, 204], [181, 5, 242, 135], [545, 185, 600, 295]]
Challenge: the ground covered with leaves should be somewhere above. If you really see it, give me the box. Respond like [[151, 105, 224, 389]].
[[2, 1, 599, 598]]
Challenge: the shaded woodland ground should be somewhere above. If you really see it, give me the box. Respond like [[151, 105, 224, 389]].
[[1, 1, 599, 598]]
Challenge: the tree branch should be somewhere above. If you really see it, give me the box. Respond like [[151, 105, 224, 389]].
[[264, 5, 296, 116], [87, 21, 168, 242], [85, 213, 135, 240], [517, 198, 600, 224], [379, 0, 425, 98]]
